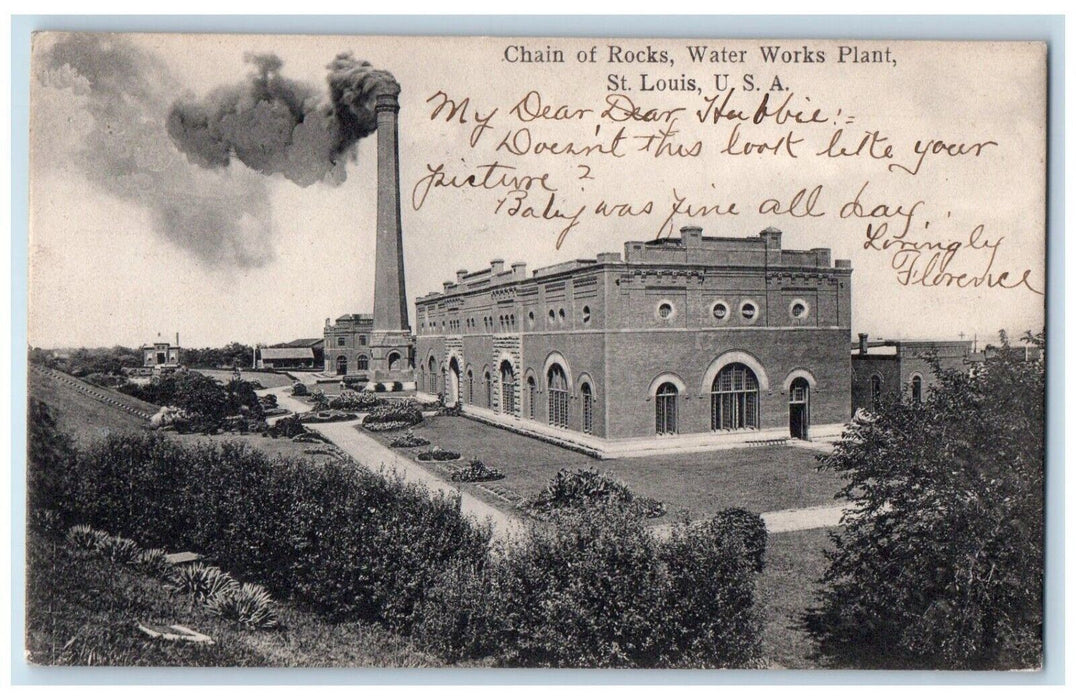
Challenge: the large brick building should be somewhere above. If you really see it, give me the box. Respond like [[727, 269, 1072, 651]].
[[415, 226, 853, 455]]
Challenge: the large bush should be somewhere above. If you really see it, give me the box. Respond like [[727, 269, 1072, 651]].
[[118, 371, 263, 432], [805, 331, 1045, 670], [427, 506, 764, 668]]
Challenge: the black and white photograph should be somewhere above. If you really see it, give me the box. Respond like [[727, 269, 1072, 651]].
[[19, 27, 1049, 673]]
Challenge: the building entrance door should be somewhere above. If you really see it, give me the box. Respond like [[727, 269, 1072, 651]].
[[447, 358, 461, 405], [336, 356, 348, 375], [789, 378, 810, 440]]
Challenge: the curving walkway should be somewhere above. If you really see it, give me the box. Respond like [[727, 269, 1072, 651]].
[[257, 385, 524, 541]]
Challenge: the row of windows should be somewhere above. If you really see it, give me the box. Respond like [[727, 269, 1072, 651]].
[[420, 296, 813, 334], [336, 335, 368, 347], [424, 359, 808, 437], [332, 352, 404, 375], [869, 373, 924, 407]]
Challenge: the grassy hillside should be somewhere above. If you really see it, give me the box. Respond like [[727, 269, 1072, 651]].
[[25, 528, 436, 667], [28, 367, 158, 446]]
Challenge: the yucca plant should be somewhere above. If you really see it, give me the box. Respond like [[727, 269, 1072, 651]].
[[96, 535, 142, 565], [65, 524, 105, 550], [136, 547, 172, 577], [205, 583, 279, 629], [169, 563, 238, 602]]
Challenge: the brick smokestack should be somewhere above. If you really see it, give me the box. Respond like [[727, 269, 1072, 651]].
[[372, 91, 409, 332]]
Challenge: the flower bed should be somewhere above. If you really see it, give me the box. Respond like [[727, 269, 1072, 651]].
[[526, 467, 667, 519], [416, 448, 462, 462], [450, 459, 504, 483], [299, 409, 357, 424], [390, 430, 430, 448], [362, 401, 423, 431]]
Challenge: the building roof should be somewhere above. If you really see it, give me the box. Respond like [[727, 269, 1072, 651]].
[[417, 226, 852, 304], [275, 337, 324, 348], [259, 347, 314, 361]]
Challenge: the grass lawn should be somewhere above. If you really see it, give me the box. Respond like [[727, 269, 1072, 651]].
[[193, 369, 295, 389], [24, 527, 436, 667], [371, 415, 845, 519], [755, 527, 835, 669]]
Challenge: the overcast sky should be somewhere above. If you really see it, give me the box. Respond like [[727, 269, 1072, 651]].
[[28, 34, 1046, 348]]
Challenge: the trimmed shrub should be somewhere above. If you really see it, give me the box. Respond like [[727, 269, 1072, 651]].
[[290, 382, 309, 397], [451, 460, 505, 483], [390, 430, 430, 448], [205, 583, 279, 629], [527, 468, 666, 519], [269, 415, 307, 439]]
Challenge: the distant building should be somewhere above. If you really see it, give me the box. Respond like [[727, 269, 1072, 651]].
[[142, 334, 182, 370], [415, 226, 853, 454], [850, 335, 973, 411], [322, 314, 375, 377], [255, 338, 324, 370]]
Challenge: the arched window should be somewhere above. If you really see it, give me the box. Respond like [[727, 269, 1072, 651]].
[[484, 369, 492, 408], [911, 374, 923, 404], [711, 363, 760, 430], [336, 356, 348, 376], [527, 376, 537, 419], [871, 374, 883, 409], [428, 357, 437, 393], [655, 382, 678, 435], [547, 364, 569, 429], [387, 352, 401, 371], [500, 361, 517, 415], [356, 355, 369, 371], [466, 370, 473, 404], [581, 382, 594, 435]]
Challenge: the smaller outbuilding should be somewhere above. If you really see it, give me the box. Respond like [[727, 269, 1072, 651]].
[[255, 338, 325, 370], [850, 334, 974, 412]]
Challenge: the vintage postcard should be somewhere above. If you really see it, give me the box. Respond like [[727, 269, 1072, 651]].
[[24, 32, 1046, 671]]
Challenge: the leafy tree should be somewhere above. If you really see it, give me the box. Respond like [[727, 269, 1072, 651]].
[[805, 331, 1045, 669]]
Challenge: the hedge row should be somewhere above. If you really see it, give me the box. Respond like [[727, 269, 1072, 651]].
[[28, 400, 765, 667]]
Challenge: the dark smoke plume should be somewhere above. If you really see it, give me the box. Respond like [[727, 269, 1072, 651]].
[[167, 52, 400, 187], [35, 34, 275, 269]]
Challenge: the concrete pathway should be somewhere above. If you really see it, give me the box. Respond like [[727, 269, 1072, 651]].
[[761, 503, 849, 533], [309, 419, 525, 541], [256, 385, 523, 540]]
